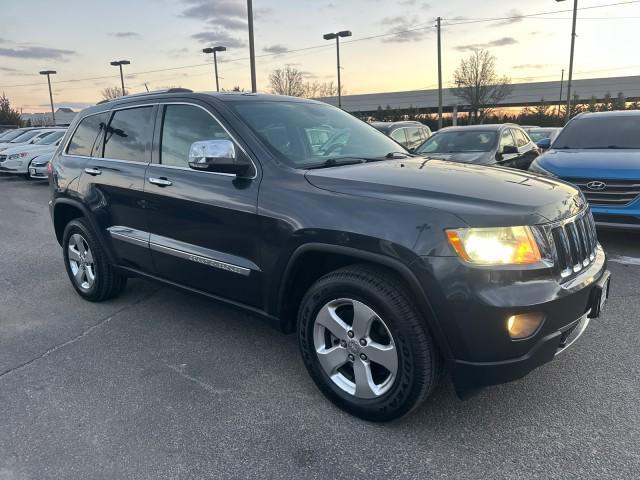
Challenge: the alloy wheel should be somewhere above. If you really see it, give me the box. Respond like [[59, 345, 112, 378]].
[[68, 233, 96, 291]]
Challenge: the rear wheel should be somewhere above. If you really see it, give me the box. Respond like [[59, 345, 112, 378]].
[[62, 218, 127, 302], [298, 265, 442, 421]]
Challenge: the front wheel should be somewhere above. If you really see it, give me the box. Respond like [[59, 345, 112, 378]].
[[298, 265, 442, 421]]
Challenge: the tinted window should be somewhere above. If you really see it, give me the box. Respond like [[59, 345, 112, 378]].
[[554, 115, 640, 149], [404, 127, 424, 150], [10, 130, 43, 143], [418, 130, 497, 154], [499, 129, 516, 149], [67, 113, 108, 157], [512, 128, 529, 147], [35, 130, 65, 145], [104, 107, 154, 162], [160, 104, 231, 168], [390, 128, 408, 146], [229, 101, 406, 168]]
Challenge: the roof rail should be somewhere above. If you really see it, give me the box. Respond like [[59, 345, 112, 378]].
[[96, 88, 194, 105]]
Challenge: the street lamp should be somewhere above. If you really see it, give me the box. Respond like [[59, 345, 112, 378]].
[[247, 0, 257, 93], [110, 60, 131, 97], [203, 46, 227, 92], [39, 70, 57, 126], [323, 30, 352, 109], [556, 0, 578, 122]]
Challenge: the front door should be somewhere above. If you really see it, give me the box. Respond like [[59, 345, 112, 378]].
[[144, 101, 263, 307], [496, 128, 520, 168]]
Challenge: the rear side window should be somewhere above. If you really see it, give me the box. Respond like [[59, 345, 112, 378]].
[[512, 128, 529, 147], [160, 104, 231, 168], [67, 113, 108, 157], [103, 107, 154, 162]]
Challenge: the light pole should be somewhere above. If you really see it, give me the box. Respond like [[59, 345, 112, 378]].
[[110, 60, 131, 97], [203, 46, 227, 92], [39, 70, 57, 126], [323, 30, 352, 109], [247, 0, 257, 92], [556, 0, 578, 122], [436, 17, 443, 129], [558, 69, 565, 118]]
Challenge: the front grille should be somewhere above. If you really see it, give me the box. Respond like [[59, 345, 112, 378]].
[[565, 178, 640, 206], [548, 210, 598, 279]]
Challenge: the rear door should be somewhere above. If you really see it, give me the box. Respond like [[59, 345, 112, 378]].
[[512, 127, 538, 169], [404, 126, 424, 151], [77, 103, 156, 272], [144, 100, 263, 307]]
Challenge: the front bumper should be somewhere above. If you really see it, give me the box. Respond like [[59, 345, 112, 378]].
[[417, 245, 609, 394], [0, 158, 29, 173], [29, 164, 49, 179]]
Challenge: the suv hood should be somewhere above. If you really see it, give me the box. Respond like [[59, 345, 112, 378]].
[[538, 149, 640, 179], [418, 152, 493, 165], [305, 158, 583, 226]]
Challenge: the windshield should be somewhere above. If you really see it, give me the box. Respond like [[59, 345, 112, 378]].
[[528, 130, 556, 142], [417, 130, 497, 154], [10, 130, 44, 143], [228, 100, 407, 168], [0, 129, 27, 142], [34, 130, 65, 145], [554, 115, 640, 149]]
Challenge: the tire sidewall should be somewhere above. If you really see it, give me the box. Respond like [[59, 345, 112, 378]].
[[299, 274, 431, 421]]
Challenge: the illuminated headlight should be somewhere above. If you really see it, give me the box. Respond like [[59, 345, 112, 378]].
[[529, 160, 556, 177], [446, 226, 542, 266], [8, 152, 28, 160]]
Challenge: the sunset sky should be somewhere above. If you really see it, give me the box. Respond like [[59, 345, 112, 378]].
[[1, 0, 639, 112]]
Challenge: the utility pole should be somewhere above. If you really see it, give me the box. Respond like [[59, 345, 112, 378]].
[[558, 69, 565, 118], [247, 0, 257, 92], [437, 17, 443, 129], [557, 0, 578, 122], [39, 70, 57, 126]]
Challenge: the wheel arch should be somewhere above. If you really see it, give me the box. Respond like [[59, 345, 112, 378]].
[[276, 243, 452, 358]]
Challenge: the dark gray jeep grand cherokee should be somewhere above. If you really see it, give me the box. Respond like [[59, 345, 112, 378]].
[[49, 90, 610, 421]]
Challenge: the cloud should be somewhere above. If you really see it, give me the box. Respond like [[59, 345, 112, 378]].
[[399, 0, 431, 7], [492, 9, 524, 27], [191, 30, 246, 48], [0, 46, 76, 60], [455, 37, 518, 52], [513, 63, 547, 70], [0, 66, 18, 72], [379, 16, 430, 43], [207, 16, 246, 30], [263, 44, 288, 55], [108, 31, 140, 38]]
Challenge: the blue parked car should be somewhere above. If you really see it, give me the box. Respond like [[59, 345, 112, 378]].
[[529, 111, 640, 230]]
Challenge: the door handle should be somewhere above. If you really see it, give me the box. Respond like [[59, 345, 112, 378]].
[[84, 167, 102, 176], [148, 177, 173, 187]]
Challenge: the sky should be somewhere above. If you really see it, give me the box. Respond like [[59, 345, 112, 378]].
[[1, 0, 639, 112]]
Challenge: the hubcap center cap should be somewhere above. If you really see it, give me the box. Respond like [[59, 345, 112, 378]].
[[347, 339, 361, 355]]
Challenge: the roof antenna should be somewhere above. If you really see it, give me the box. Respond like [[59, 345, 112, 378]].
[[144, 83, 149, 92]]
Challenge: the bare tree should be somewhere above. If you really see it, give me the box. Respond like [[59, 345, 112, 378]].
[[452, 49, 513, 123], [301, 81, 341, 99], [101, 86, 128, 101], [269, 66, 305, 97]]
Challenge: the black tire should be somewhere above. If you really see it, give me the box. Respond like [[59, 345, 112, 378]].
[[298, 264, 442, 422], [62, 218, 127, 302]]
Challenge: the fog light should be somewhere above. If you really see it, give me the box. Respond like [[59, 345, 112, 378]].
[[507, 313, 544, 339]]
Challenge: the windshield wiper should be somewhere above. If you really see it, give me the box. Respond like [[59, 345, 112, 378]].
[[306, 157, 367, 169]]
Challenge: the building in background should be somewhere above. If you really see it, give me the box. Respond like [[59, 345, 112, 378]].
[[20, 107, 78, 127]]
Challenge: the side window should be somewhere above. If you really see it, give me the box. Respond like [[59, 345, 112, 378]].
[[66, 113, 108, 157], [160, 104, 232, 168], [103, 107, 154, 162], [390, 128, 408, 147], [405, 127, 423, 150], [422, 127, 431, 140], [512, 128, 529, 147], [499, 129, 516, 149]]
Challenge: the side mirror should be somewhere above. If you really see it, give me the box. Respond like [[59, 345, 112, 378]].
[[188, 139, 251, 176], [537, 138, 551, 150], [502, 145, 519, 155]]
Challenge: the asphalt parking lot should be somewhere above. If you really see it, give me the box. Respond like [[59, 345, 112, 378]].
[[1, 173, 639, 480]]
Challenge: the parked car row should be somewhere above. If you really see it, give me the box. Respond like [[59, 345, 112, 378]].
[[0, 126, 65, 178]]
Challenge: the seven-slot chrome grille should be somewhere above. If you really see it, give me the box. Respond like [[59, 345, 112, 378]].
[[566, 178, 640, 207], [546, 209, 599, 279]]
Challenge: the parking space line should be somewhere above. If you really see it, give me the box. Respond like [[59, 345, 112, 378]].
[[608, 255, 640, 266]]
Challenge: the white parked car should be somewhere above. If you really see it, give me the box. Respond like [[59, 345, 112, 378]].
[[28, 152, 53, 179], [0, 130, 66, 177], [0, 128, 65, 152]]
